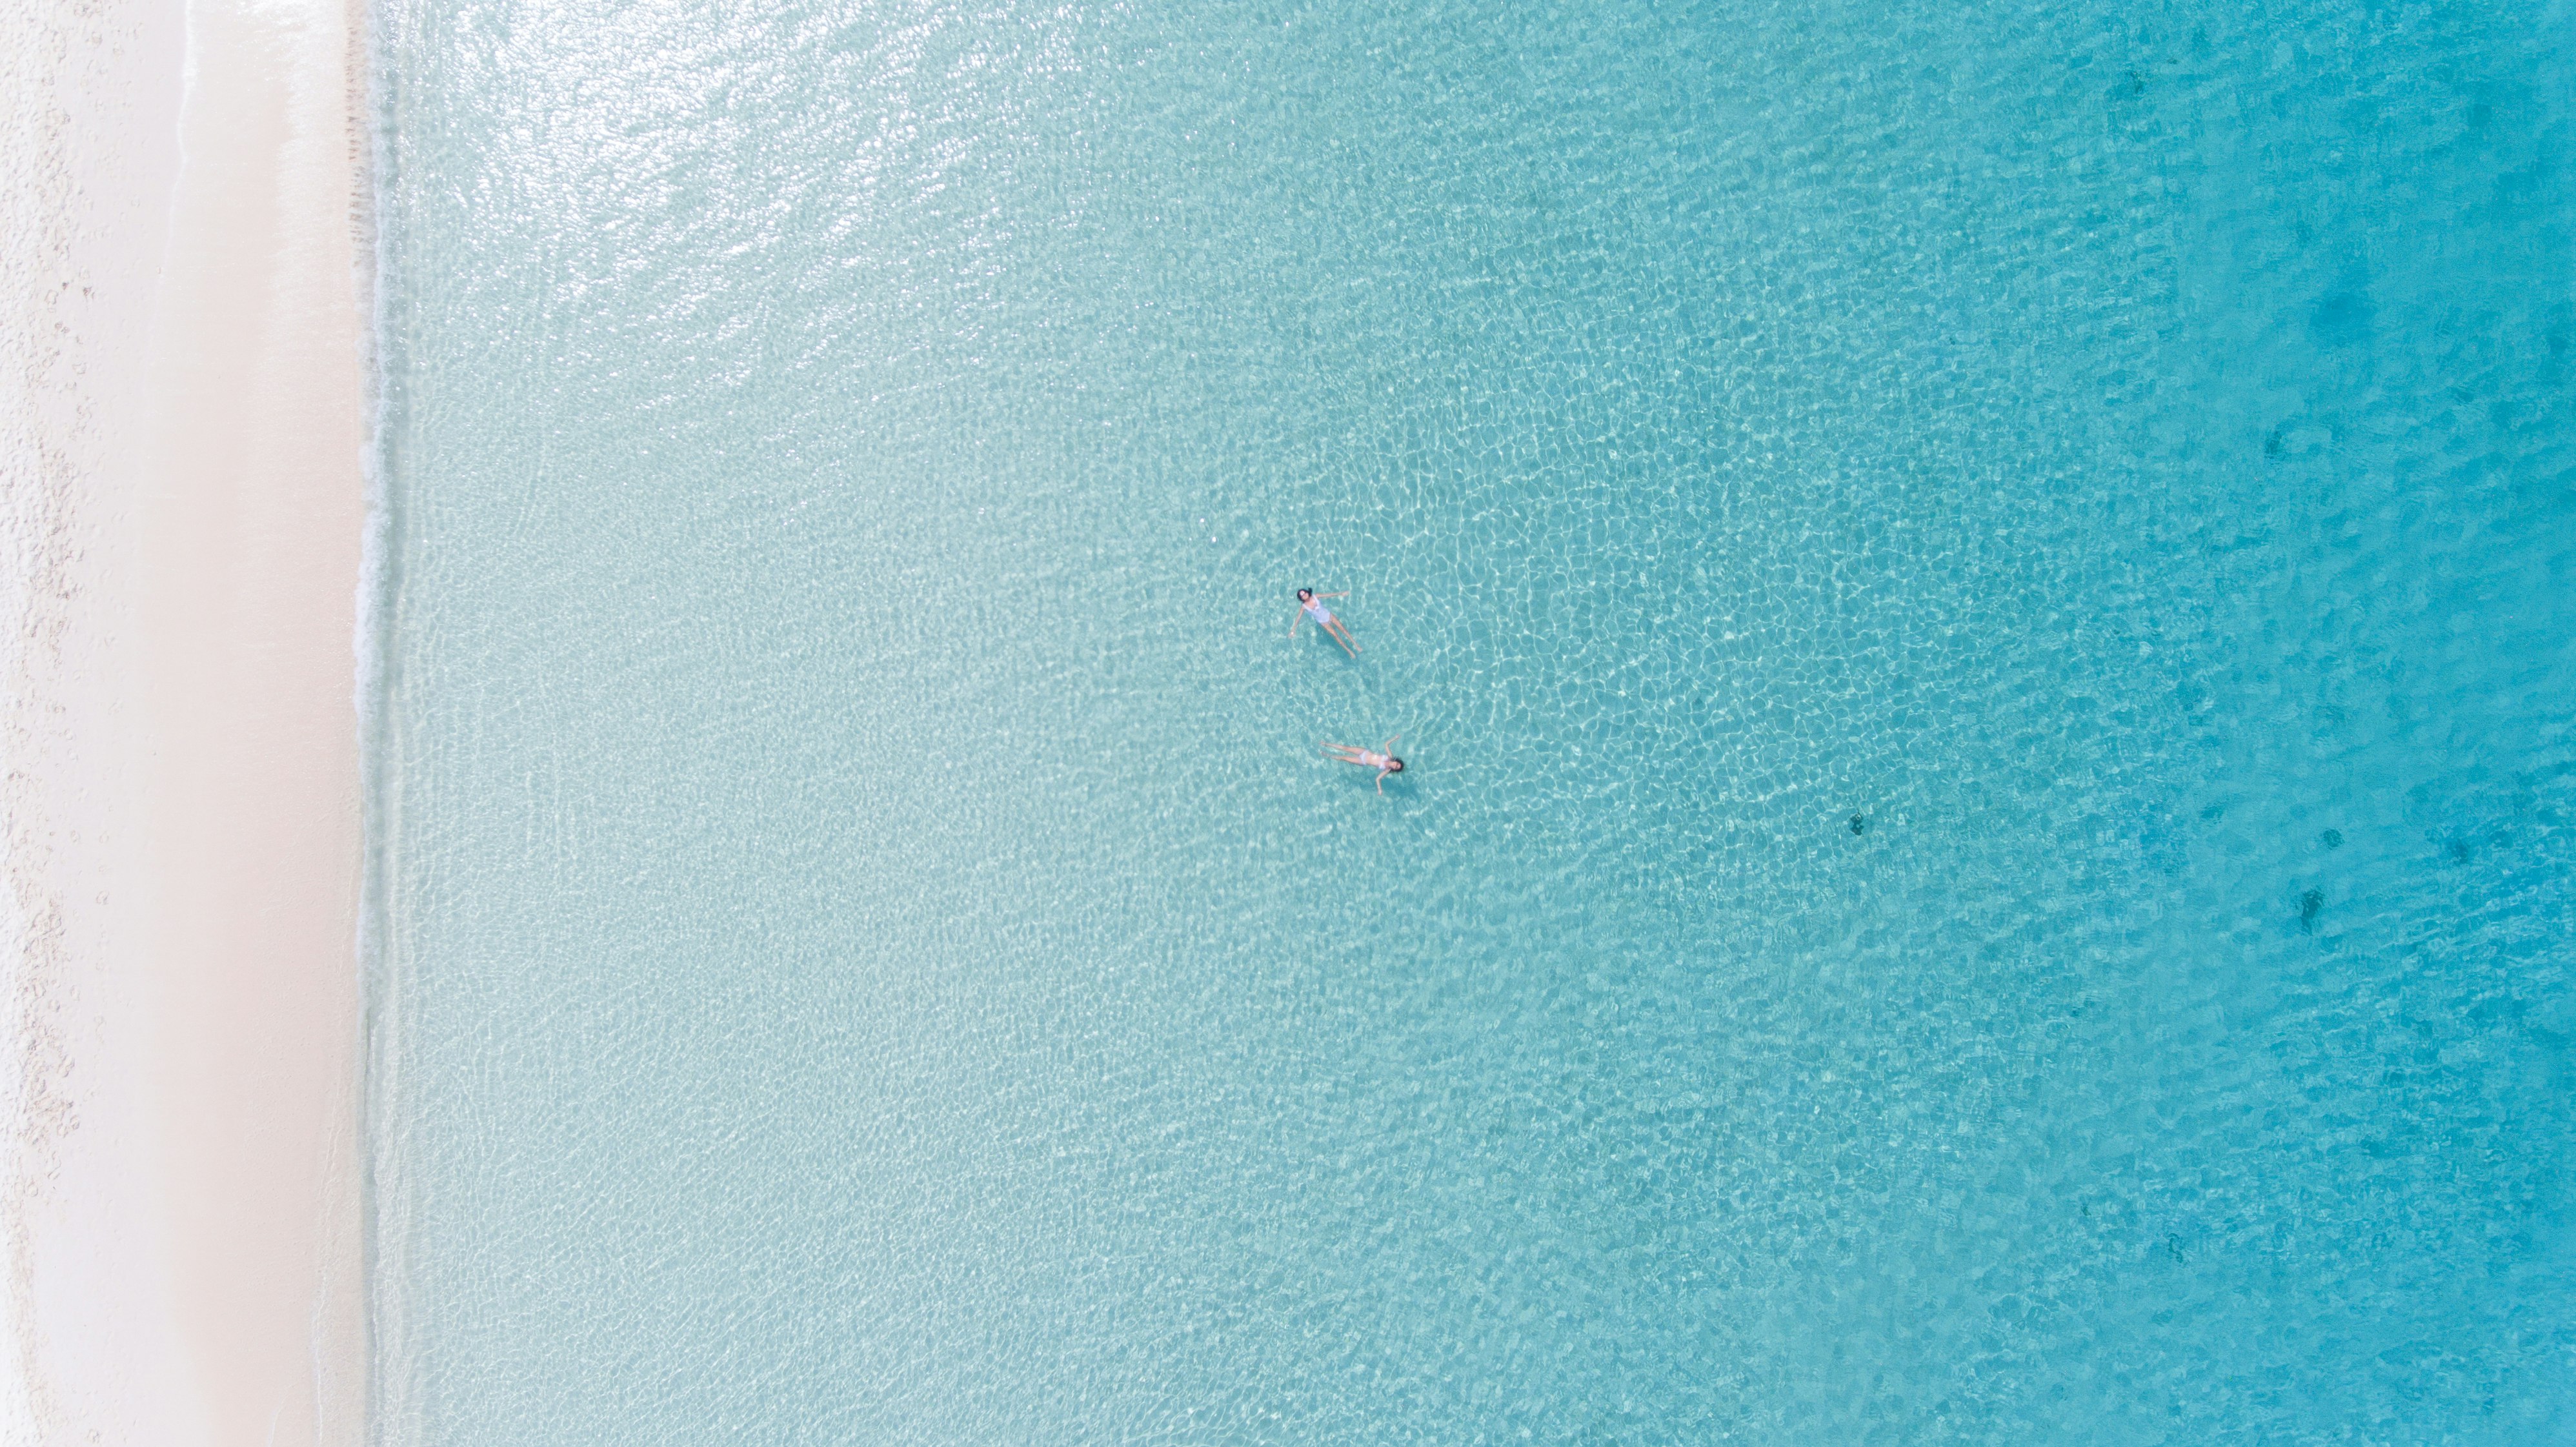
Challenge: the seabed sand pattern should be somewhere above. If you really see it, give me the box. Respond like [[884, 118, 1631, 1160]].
[[0, 0, 370, 1441]]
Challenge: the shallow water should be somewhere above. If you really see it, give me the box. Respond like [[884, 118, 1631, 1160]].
[[368, 1, 2576, 1440]]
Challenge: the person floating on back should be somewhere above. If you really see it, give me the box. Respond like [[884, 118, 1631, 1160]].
[[1292, 588, 1360, 656], [1323, 736, 1404, 793]]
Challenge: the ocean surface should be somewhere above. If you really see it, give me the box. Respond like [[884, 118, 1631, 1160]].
[[365, 0, 2576, 1440]]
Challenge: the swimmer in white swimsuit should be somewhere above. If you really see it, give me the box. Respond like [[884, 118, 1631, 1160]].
[[1322, 736, 1405, 793], [1291, 588, 1361, 656]]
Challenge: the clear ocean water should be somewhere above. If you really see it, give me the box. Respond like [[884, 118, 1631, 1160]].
[[365, 0, 2576, 1441]]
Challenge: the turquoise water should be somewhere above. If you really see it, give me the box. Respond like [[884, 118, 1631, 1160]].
[[365, 0, 2576, 1440]]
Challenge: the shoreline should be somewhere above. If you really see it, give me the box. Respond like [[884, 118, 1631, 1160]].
[[0, 0, 372, 1440]]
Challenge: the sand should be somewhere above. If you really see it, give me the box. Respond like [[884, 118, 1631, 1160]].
[[0, 0, 371, 1440]]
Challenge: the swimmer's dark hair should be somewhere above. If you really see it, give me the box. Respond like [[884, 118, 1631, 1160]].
[[1296, 587, 1313, 601], [1387, 758, 1404, 773]]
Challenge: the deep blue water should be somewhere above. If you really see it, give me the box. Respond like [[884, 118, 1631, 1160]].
[[367, 1, 2576, 1440]]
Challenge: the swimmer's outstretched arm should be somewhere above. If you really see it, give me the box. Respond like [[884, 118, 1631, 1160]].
[[1316, 591, 1347, 600]]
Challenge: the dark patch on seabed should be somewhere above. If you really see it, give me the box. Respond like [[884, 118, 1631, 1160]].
[[2263, 418, 2331, 460]]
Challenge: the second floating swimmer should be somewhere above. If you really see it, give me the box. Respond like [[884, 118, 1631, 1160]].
[[1323, 736, 1405, 793]]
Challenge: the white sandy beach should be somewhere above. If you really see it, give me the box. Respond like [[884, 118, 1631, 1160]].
[[1, 0, 369, 1441]]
